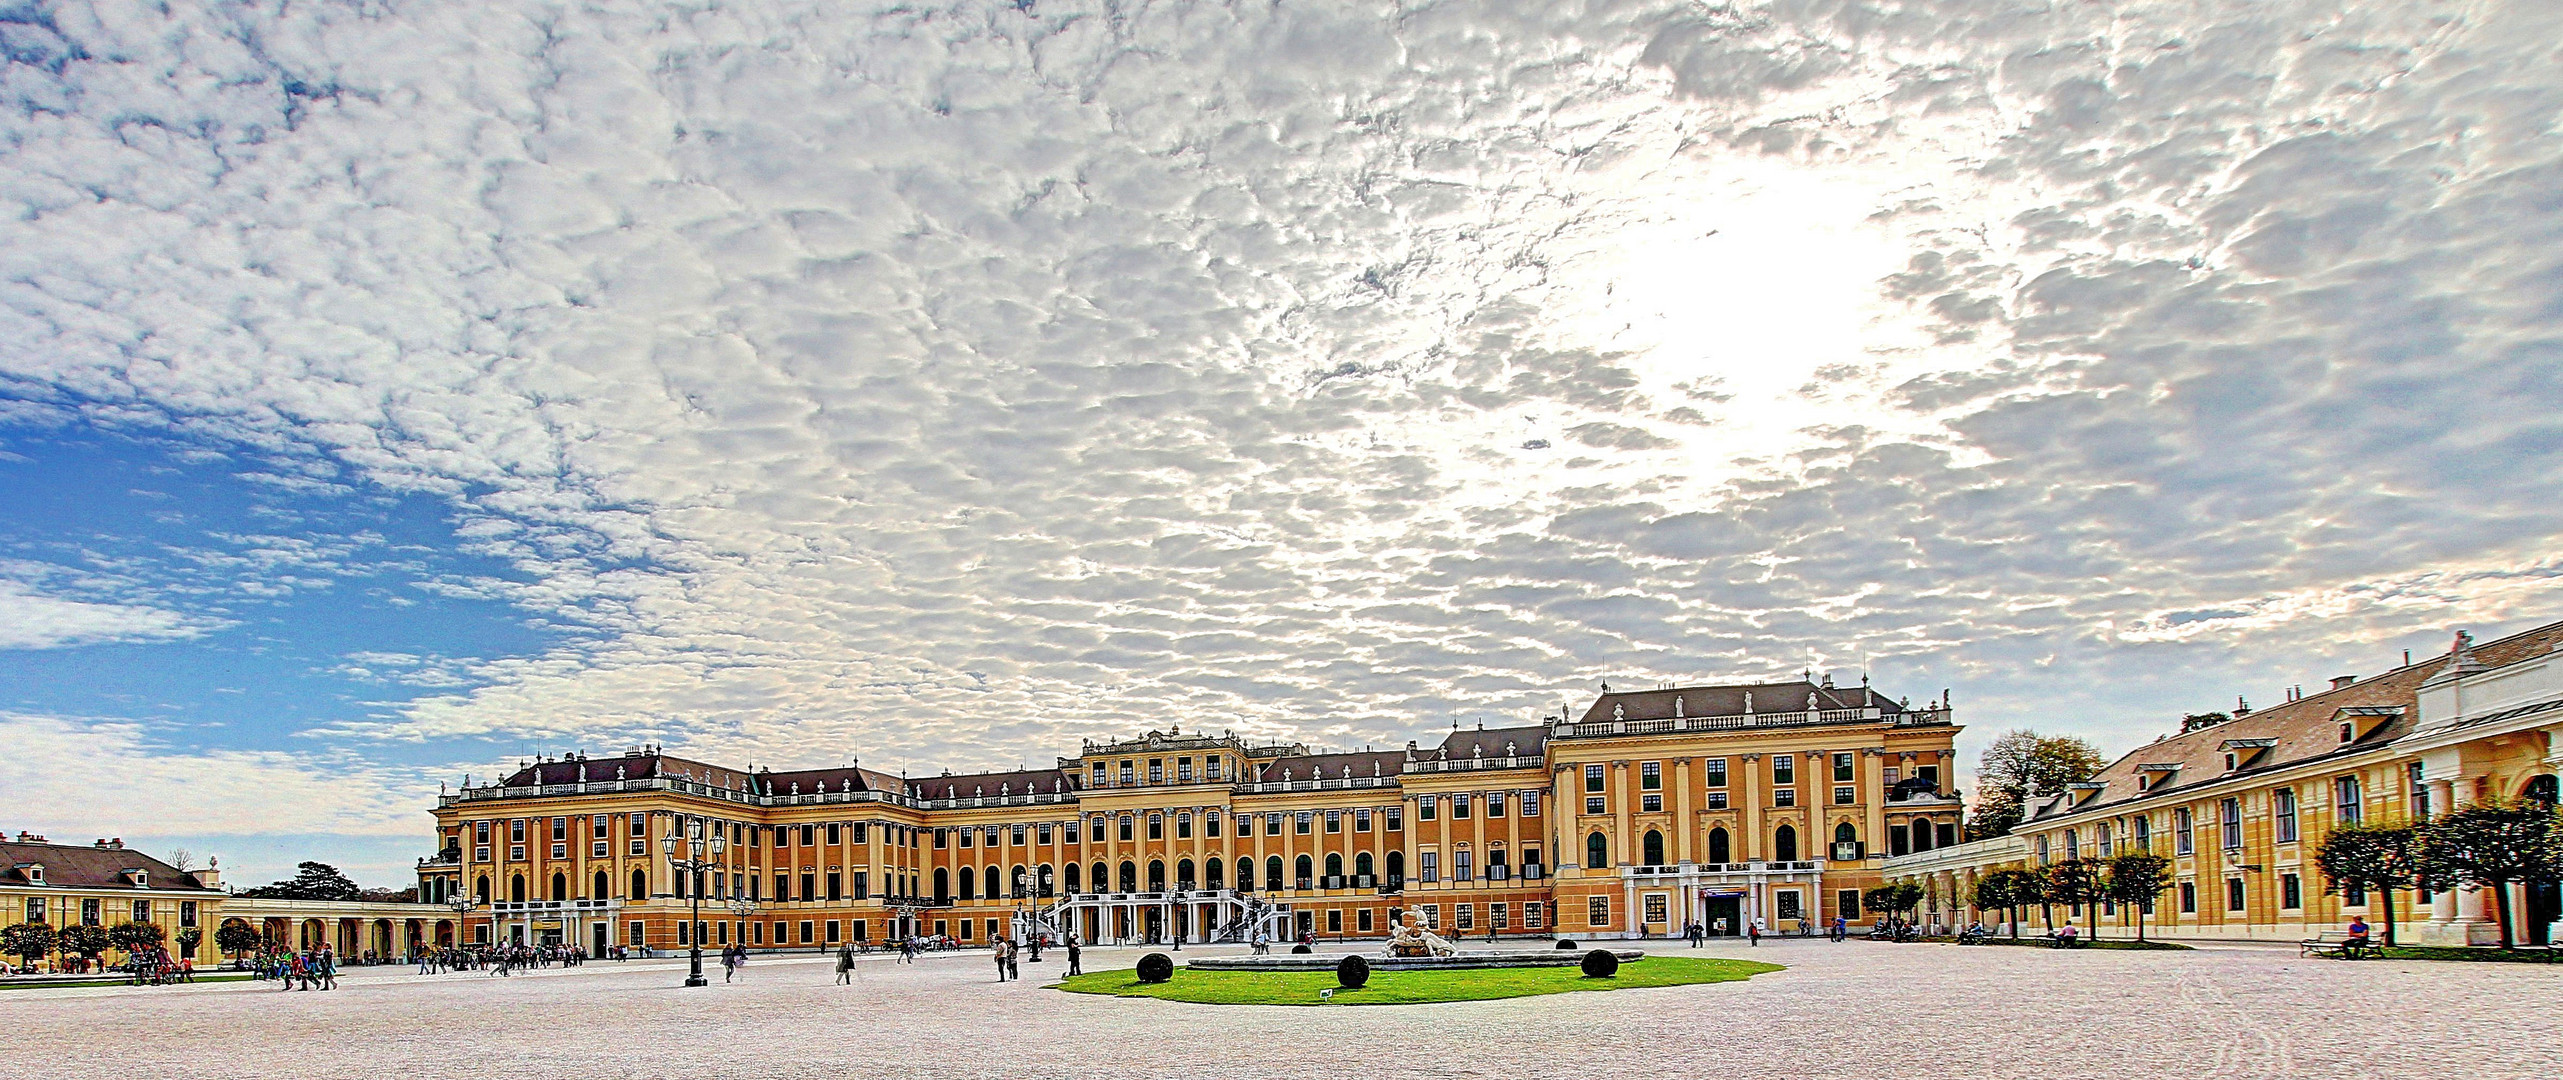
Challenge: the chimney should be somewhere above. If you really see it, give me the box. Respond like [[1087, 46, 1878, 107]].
[[2330, 675, 2356, 691], [195, 864, 222, 889]]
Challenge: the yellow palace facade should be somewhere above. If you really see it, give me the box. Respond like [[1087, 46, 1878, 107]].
[[1885, 619, 2563, 947], [421, 677, 1962, 952]]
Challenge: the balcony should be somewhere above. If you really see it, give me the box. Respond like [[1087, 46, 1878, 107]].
[[1405, 755, 1542, 773], [1553, 704, 1952, 740], [1232, 775, 1399, 794]]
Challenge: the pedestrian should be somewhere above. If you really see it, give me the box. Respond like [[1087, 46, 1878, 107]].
[[319, 949, 338, 990], [836, 942, 856, 984], [1831, 915, 1847, 942], [1005, 936, 1020, 981], [1748, 917, 1763, 947], [992, 936, 1010, 982], [1065, 933, 1082, 977]]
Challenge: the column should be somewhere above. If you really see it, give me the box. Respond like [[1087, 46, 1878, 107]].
[[1863, 749, 1887, 858], [1613, 761, 1633, 866], [1741, 755, 1765, 861], [2428, 780, 2458, 924], [1674, 758, 1695, 865]]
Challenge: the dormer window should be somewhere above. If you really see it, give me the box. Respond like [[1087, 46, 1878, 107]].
[[131, 870, 147, 887], [2338, 723, 2353, 744], [23, 865, 40, 885], [2224, 752, 2238, 771]]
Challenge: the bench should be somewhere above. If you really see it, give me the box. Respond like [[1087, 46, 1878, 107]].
[[2299, 931, 2376, 959], [2040, 932, 2086, 949]]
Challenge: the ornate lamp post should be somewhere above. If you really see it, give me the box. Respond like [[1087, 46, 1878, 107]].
[[726, 896, 759, 952], [661, 817, 728, 987], [446, 895, 473, 953]]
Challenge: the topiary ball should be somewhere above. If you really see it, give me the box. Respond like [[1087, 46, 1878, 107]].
[[1554, 938, 1579, 950], [1336, 954, 1370, 989], [1580, 949, 1619, 978], [1289, 943, 1313, 954], [1135, 952, 1174, 983]]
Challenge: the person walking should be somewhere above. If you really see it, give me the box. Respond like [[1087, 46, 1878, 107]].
[[1065, 933, 1082, 977], [836, 942, 856, 985], [1830, 915, 1847, 942], [992, 936, 1011, 982], [1748, 916, 1764, 947], [1005, 936, 1020, 981]]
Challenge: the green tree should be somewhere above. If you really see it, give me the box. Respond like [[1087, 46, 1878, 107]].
[[2, 922, 57, 969], [174, 927, 203, 958], [107, 920, 166, 956], [58, 923, 111, 967], [1862, 882, 1924, 923], [1971, 868, 2045, 938], [213, 922, 264, 960], [2044, 858, 2109, 936], [1968, 731, 2108, 838], [2417, 799, 2563, 950], [2106, 853, 2175, 942], [238, 861, 364, 902], [2314, 819, 2422, 946]]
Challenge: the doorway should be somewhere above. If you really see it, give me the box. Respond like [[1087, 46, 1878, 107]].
[[1703, 895, 1742, 935], [592, 923, 608, 955], [2529, 881, 2559, 946]]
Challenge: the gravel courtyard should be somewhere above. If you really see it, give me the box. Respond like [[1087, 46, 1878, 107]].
[[0, 939, 2546, 1079]]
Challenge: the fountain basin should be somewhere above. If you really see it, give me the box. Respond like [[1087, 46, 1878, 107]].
[[1188, 950, 1642, 973]]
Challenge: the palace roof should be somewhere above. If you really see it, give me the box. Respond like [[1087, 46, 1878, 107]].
[[1258, 750, 1406, 783], [909, 768, 1077, 801], [1579, 679, 1909, 724], [0, 837, 211, 891], [1429, 724, 1547, 760]]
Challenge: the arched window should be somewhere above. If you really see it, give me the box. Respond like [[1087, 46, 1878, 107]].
[[960, 869, 976, 901], [1774, 824, 1798, 863], [1147, 860, 1166, 892], [593, 870, 610, 900], [1265, 856, 1284, 891], [1642, 830, 1665, 867], [509, 874, 526, 903], [1237, 858, 1254, 892], [1834, 821, 1857, 849], [1586, 832, 1609, 869], [1092, 862, 1109, 894], [1205, 860, 1223, 889], [2064, 828, 2078, 859], [1176, 859, 1195, 890], [984, 865, 1000, 899], [1294, 854, 1313, 888], [1708, 828, 1730, 864], [1386, 850, 1405, 883], [1119, 861, 1138, 893], [551, 872, 567, 901], [1324, 853, 1344, 879], [932, 868, 950, 902], [1036, 864, 1052, 898], [1355, 852, 1374, 878], [2527, 774, 2560, 810], [629, 869, 647, 902], [1065, 863, 1081, 893]]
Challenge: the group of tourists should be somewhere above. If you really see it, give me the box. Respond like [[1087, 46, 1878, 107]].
[[249, 949, 339, 990], [124, 946, 194, 985]]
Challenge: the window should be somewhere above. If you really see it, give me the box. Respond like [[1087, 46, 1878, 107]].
[[1640, 761, 1662, 790], [1586, 795, 1607, 815], [1204, 813, 1219, 839], [1091, 761, 1107, 786], [1325, 810, 1341, 833], [1206, 758, 1221, 781], [1148, 759, 1164, 784], [1118, 762, 1133, 786], [2280, 873, 2302, 910], [1265, 813, 1284, 836], [1457, 904, 1476, 931], [960, 827, 974, 848], [2098, 823, 2113, 857], [1588, 896, 1611, 927], [1586, 832, 1608, 869], [1326, 909, 1342, 934], [1839, 889, 1861, 919], [1584, 763, 1606, 793], [851, 822, 867, 843], [1091, 816, 1106, 843], [1452, 794, 1472, 819], [81, 898, 101, 925], [1520, 792, 1539, 817], [476, 821, 492, 844], [1642, 793, 1662, 812], [1492, 903, 1509, 930], [2133, 815, 2150, 852], [179, 901, 196, 928], [511, 820, 525, 843], [1486, 792, 1505, 817], [2410, 762, 2430, 818], [1177, 757, 1193, 783], [1355, 809, 1371, 832], [830, 822, 845, 845], [1834, 752, 1855, 782], [2274, 788, 2299, 843], [2220, 798, 2242, 850], [1776, 890, 1802, 921], [934, 828, 949, 849], [132, 899, 151, 923], [1705, 759, 1728, 787], [1420, 852, 1439, 883], [1294, 812, 1312, 835], [1835, 785, 1856, 805], [1417, 795, 1437, 822], [1385, 807, 1403, 831], [1454, 849, 1472, 880], [2345, 881, 2367, 906], [1177, 813, 1193, 839], [1119, 816, 1134, 842], [2179, 882, 2196, 913], [1773, 756, 1795, 785], [1706, 791, 1728, 809], [2175, 808, 2195, 855], [1422, 905, 1440, 929], [2065, 829, 2079, 860], [1526, 903, 1544, 929], [1524, 847, 1544, 878], [1774, 787, 1796, 807], [2226, 877, 2246, 912], [2335, 775, 2363, 824]]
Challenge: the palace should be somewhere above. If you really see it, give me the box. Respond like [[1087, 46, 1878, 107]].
[[419, 676, 1962, 953], [1884, 619, 2563, 947]]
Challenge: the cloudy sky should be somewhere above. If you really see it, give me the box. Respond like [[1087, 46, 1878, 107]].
[[4, 0, 2559, 887]]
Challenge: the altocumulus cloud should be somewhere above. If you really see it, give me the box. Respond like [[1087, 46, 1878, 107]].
[[2, 0, 2561, 810]]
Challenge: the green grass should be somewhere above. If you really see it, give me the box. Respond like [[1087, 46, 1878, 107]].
[[1052, 955, 1782, 1006], [2369, 945, 2559, 964]]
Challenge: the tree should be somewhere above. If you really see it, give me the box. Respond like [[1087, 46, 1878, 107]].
[[2417, 799, 2563, 950], [174, 927, 203, 958], [2, 922, 57, 970], [238, 861, 363, 902], [1971, 868, 2045, 937], [163, 848, 197, 872], [107, 920, 166, 955], [2314, 819, 2422, 946], [1862, 882, 1924, 923], [1968, 731, 2108, 838], [2106, 853, 2175, 942], [213, 922, 264, 960], [2045, 858, 2109, 936], [58, 923, 111, 967]]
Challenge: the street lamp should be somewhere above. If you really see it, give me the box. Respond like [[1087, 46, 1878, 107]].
[[726, 896, 759, 952], [446, 895, 473, 953], [661, 817, 728, 987]]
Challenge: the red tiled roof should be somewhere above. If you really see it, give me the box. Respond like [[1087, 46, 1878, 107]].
[[1580, 679, 1907, 723], [1259, 751, 1405, 782], [0, 841, 209, 891], [908, 769, 1075, 801]]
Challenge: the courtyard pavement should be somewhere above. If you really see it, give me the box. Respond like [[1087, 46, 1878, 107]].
[[0, 938, 2549, 1079]]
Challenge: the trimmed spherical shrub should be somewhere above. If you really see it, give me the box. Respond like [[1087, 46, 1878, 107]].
[[1289, 943, 1313, 954], [1336, 954, 1370, 989], [1135, 952, 1175, 983], [1554, 938, 1579, 950], [1580, 949, 1619, 978]]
